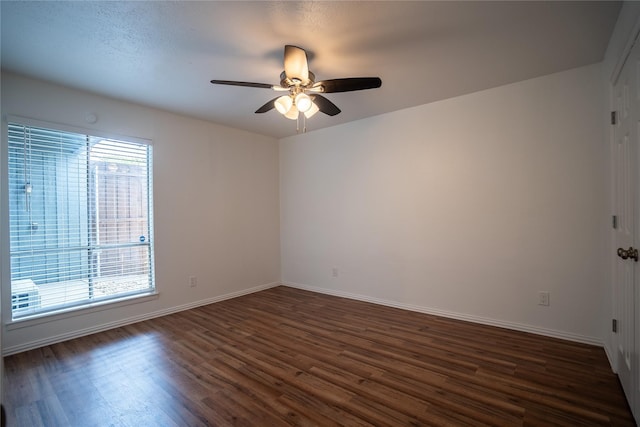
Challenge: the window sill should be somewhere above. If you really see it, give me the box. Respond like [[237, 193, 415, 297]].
[[6, 292, 159, 331]]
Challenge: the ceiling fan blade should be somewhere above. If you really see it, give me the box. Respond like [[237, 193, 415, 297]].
[[284, 45, 309, 84], [255, 97, 279, 113], [314, 77, 382, 93], [312, 95, 341, 116], [210, 80, 273, 89]]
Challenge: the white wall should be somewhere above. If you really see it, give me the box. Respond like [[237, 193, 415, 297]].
[[1, 72, 281, 354], [281, 63, 606, 343]]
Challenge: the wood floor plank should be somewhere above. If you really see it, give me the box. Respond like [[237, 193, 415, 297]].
[[4, 286, 636, 426]]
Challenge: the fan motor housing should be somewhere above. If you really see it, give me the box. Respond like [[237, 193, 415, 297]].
[[280, 71, 315, 90]]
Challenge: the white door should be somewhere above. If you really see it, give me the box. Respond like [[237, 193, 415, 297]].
[[613, 37, 640, 421]]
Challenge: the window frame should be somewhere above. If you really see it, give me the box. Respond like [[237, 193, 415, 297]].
[[3, 116, 157, 324]]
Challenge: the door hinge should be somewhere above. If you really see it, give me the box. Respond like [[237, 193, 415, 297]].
[[613, 318, 618, 333], [611, 111, 618, 125], [613, 215, 618, 229]]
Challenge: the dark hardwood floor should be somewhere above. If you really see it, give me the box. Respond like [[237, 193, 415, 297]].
[[4, 286, 635, 426]]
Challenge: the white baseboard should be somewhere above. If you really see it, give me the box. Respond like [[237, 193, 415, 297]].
[[282, 281, 603, 347], [3, 281, 280, 356], [604, 342, 617, 373], [6, 280, 605, 356]]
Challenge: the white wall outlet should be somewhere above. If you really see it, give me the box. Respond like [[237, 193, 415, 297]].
[[189, 276, 197, 288], [331, 267, 339, 278], [538, 291, 550, 306]]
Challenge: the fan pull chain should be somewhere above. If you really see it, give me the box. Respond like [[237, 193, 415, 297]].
[[295, 114, 308, 133]]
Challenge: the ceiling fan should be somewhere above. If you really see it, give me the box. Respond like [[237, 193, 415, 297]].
[[210, 45, 382, 123]]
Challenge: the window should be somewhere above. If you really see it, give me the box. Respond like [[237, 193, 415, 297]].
[[7, 120, 155, 320]]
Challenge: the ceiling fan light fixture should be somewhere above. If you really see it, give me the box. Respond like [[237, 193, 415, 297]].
[[275, 95, 293, 114], [284, 105, 299, 120], [295, 93, 312, 113], [304, 102, 320, 118], [210, 45, 382, 125]]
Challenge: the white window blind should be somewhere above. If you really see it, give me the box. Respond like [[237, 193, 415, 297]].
[[8, 121, 155, 320]]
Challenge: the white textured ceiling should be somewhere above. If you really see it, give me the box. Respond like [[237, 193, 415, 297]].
[[1, 1, 621, 139]]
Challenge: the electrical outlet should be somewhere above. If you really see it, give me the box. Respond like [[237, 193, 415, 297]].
[[189, 276, 197, 288], [538, 291, 550, 306], [331, 267, 339, 278]]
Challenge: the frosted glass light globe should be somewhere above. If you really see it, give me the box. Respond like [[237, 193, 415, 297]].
[[295, 93, 312, 113], [285, 105, 299, 120], [275, 96, 293, 114]]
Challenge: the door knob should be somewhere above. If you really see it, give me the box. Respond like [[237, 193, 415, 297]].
[[617, 246, 639, 262]]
